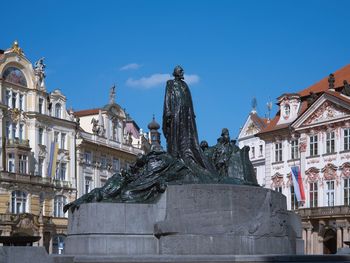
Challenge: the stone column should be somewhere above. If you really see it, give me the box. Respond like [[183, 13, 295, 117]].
[[302, 228, 307, 253], [306, 228, 312, 254], [337, 227, 343, 250]]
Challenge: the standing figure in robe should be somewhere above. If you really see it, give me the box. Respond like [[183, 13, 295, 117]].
[[162, 66, 214, 172]]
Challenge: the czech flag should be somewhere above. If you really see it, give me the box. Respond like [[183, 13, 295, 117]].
[[291, 166, 305, 202]]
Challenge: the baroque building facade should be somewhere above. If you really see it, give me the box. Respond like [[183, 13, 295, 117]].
[[73, 87, 144, 198], [0, 42, 77, 254], [248, 64, 350, 254]]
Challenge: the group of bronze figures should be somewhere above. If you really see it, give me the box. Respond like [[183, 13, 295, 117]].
[[64, 66, 257, 213]]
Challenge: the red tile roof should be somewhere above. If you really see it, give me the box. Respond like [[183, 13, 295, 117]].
[[257, 64, 350, 136], [299, 64, 350, 97], [74, 108, 100, 117]]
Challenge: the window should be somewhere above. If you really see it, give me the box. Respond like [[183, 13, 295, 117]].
[[85, 177, 92, 194], [291, 139, 299, 159], [11, 92, 17, 109], [19, 124, 24, 141], [60, 133, 66, 149], [259, 145, 263, 156], [326, 131, 335, 154], [284, 104, 290, 117], [54, 195, 67, 217], [54, 131, 59, 144], [5, 121, 10, 138], [275, 142, 282, 162], [309, 135, 318, 156], [8, 153, 15, 172], [326, 181, 335, 206], [345, 178, 350, 206], [39, 98, 44, 114], [291, 186, 299, 210], [113, 158, 120, 172], [18, 154, 27, 174], [38, 128, 44, 145], [19, 94, 23, 110], [274, 186, 282, 193], [251, 146, 255, 158], [309, 182, 318, 208], [38, 158, 44, 176], [55, 103, 61, 118], [101, 155, 107, 169], [345, 129, 350, 151], [84, 151, 92, 164], [11, 191, 27, 214], [56, 163, 66, 181], [52, 235, 66, 255], [11, 123, 17, 139], [5, 90, 11, 106]]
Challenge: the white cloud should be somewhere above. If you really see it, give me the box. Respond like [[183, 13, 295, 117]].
[[120, 63, 142, 71], [126, 73, 200, 89]]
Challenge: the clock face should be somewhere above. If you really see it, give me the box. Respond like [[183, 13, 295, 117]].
[[110, 106, 119, 116]]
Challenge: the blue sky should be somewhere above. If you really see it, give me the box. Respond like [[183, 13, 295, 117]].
[[2, 0, 350, 145]]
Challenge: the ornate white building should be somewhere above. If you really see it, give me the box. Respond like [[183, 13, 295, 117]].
[[254, 64, 350, 254], [0, 41, 77, 254], [74, 87, 145, 198]]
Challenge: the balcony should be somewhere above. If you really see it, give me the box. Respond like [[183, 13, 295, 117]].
[[297, 206, 350, 219], [6, 138, 30, 149], [0, 172, 74, 190]]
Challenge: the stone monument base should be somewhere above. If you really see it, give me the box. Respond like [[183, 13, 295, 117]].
[[65, 184, 302, 256]]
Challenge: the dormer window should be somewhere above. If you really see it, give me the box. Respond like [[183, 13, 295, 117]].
[[55, 103, 62, 118], [283, 104, 290, 119]]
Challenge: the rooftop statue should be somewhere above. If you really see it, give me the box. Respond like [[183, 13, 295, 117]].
[[64, 66, 258, 213]]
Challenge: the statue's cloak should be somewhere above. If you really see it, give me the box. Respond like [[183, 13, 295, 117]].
[[162, 79, 213, 171]]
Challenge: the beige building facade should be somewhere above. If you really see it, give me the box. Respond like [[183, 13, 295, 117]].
[[0, 42, 77, 253]]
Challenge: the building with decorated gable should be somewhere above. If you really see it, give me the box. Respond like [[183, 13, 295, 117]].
[[237, 107, 268, 187], [255, 64, 350, 254], [74, 86, 145, 198], [0, 41, 77, 254]]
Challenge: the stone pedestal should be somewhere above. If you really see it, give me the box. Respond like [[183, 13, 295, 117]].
[[65, 184, 302, 256]]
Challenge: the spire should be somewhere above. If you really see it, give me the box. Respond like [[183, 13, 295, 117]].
[[266, 101, 272, 123], [109, 85, 116, 104]]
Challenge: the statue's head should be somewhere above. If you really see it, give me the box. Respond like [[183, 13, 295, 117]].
[[200, 140, 209, 151], [221, 128, 230, 143], [173, 65, 184, 80]]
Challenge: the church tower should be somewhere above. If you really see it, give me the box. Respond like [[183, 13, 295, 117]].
[[147, 115, 161, 148]]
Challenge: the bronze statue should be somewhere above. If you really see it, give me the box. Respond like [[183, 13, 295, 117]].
[[64, 66, 258, 213], [163, 66, 214, 172]]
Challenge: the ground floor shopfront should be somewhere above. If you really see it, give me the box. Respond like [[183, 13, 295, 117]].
[[298, 206, 350, 254]]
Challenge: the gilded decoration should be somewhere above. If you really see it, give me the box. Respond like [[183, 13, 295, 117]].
[[8, 41, 24, 56], [305, 167, 320, 183], [304, 101, 348, 126], [271, 173, 284, 188]]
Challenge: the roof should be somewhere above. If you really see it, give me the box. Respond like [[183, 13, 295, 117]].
[[74, 108, 100, 117], [250, 112, 268, 130], [298, 64, 350, 97], [257, 64, 350, 137]]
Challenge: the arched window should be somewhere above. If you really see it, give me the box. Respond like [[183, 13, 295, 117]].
[[54, 195, 67, 217], [3, 67, 27, 87], [55, 103, 62, 118], [11, 191, 27, 214]]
